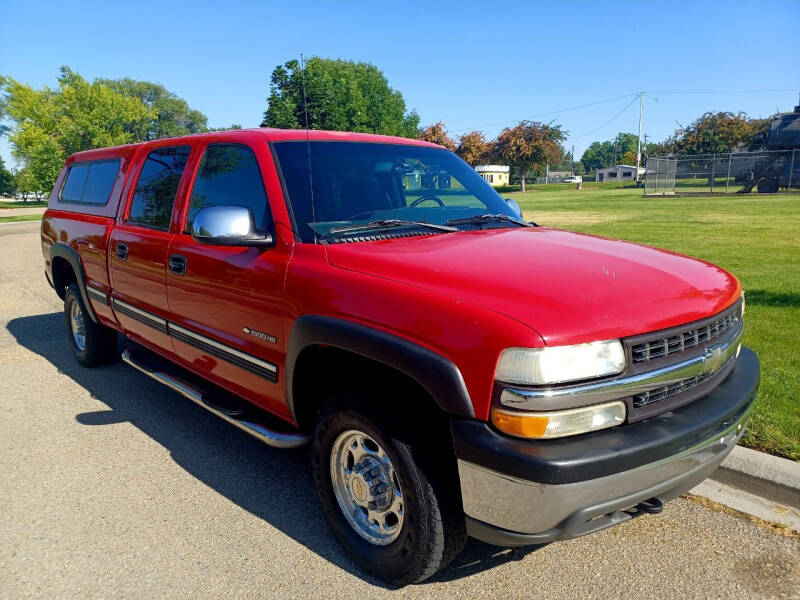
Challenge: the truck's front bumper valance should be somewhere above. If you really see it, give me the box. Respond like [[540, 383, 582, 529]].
[[451, 347, 760, 546]]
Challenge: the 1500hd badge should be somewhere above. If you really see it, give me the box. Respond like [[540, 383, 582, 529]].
[[242, 327, 277, 344]]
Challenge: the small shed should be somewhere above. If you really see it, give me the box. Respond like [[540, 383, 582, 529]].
[[596, 165, 645, 182], [475, 165, 510, 187]]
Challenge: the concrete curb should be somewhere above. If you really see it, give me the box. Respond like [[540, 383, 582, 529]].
[[691, 445, 800, 530]]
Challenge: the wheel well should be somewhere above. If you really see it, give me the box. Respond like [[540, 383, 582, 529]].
[[51, 256, 77, 300], [291, 345, 450, 436]]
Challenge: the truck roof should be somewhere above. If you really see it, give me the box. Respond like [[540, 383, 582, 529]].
[[68, 128, 444, 162]]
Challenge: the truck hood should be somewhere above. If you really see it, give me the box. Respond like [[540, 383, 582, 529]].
[[325, 228, 741, 346]]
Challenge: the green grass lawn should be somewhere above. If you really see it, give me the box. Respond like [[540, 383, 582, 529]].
[[0, 200, 48, 209], [0, 214, 43, 223], [508, 183, 800, 461]]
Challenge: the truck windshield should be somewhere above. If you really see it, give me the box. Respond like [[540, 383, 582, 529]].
[[272, 141, 520, 242]]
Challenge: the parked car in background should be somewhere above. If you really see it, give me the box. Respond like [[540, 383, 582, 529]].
[[41, 128, 759, 585]]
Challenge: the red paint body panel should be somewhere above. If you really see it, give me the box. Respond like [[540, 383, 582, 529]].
[[41, 128, 742, 426], [325, 227, 741, 346]]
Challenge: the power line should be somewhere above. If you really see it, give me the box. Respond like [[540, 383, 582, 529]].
[[449, 93, 638, 133], [574, 95, 639, 137], [645, 88, 798, 95], [446, 87, 796, 145]]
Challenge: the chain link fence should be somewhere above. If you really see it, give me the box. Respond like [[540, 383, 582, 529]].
[[645, 149, 799, 195]]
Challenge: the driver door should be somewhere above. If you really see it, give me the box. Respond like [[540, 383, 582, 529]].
[[166, 141, 292, 419]]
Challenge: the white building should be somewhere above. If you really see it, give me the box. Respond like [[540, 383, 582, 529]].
[[595, 165, 645, 182], [475, 165, 510, 187]]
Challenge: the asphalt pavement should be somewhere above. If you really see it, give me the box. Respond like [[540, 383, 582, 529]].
[[1, 220, 798, 599]]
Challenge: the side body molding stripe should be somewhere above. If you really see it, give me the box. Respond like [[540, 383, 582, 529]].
[[112, 297, 168, 333], [86, 285, 109, 305], [169, 322, 278, 382], [109, 296, 278, 382], [285, 315, 475, 422]]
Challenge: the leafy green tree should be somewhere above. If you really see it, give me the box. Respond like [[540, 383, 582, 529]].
[[493, 121, 565, 192], [0, 155, 14, 196], [580, 140, 613, 172], [418, 121, 456, 150], [261, 57, 419, 137], [580, 132, 640, 171], [1, 67, 155, 192], [667, 112, 762, 154], [14, 167, 36, 201], [98, 77, 209, 139]]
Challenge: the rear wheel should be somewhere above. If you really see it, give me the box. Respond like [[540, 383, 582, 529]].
[[64, 283, 117, 367], [311, 401, 466, 585]]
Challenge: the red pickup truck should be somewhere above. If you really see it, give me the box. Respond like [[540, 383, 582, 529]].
[[41, 128, 759, 584]]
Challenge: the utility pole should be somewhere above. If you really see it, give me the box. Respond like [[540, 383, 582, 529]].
[[571, 145, 575, 174], [635, 91, 644, 183]]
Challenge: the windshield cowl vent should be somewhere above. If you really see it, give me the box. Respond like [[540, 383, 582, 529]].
[[324, 231, 437, 244]]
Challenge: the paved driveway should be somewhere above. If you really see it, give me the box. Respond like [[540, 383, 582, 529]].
[[0, 206, 46, 217], [1, 221, 798, 599]]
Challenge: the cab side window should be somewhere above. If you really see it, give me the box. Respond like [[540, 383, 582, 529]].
[[60, 160, 120, 205], [128, 146, 191, 230], [186, 144, 271, 232]]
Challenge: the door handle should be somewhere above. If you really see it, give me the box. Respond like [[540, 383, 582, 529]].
[[116, 243, 128, 260], [168, 254, 187, 276]]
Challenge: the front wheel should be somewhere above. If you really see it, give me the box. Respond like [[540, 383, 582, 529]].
[[311, 403, 466, 585], [64, 283, 117, 367]]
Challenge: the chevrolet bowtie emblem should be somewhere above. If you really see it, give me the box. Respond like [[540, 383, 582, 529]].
[[703, 344, 726, 372]]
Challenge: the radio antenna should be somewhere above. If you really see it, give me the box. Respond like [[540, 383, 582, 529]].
[[300, 53, 316, 242]]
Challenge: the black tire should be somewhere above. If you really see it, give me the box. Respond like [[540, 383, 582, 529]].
[[311, 400, 466, 585], [64, 283, 117, 367]]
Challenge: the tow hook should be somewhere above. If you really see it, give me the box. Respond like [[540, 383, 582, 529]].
[[623, 497, 665, 519], [636, 497, 664, 514]]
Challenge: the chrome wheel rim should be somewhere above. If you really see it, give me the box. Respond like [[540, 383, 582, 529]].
[[70, 301, 87, 351], [329, 429, 404, 545]]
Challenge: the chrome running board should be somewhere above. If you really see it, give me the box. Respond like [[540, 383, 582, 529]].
[[121, 347, 309, 449]]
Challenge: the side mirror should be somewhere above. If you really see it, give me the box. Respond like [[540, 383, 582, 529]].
[[504, 198, 522, 218], [191, 206, 273, 247]]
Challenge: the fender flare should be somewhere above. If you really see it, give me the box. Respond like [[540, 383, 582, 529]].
[[50, 243, 99, 323], [285, 315, 475, 422]]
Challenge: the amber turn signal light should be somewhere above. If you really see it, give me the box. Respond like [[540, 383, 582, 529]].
[[491, 401, 626, 439]]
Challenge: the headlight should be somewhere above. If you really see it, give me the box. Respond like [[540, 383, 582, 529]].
[[491, 401, 626, 439], [495, 340, 626, 386]]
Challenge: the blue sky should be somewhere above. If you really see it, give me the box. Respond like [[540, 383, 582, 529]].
[[1, 0, 799, 167]]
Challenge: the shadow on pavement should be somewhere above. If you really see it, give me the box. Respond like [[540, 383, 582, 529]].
[[7, 312, 540, 586]]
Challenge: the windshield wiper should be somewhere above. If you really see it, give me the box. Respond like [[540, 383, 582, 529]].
[[445, 213, 533, 228], [324, 219, 458, 238]]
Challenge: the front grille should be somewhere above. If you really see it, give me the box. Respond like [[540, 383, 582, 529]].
[[632, 372, 711, 407], [631, 306, 740, 364]]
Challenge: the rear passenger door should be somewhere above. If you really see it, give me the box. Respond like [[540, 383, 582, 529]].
[[165, 142, 292, 418], [109, 145, 192, 350]]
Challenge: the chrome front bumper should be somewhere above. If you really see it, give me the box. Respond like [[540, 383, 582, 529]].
[[454, 347, 759, 547]]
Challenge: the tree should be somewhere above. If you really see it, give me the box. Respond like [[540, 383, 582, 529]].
[[0, 155, 14, 196], [98, 77, 209, 140], [1, 67, 155, 192], [667, 112, 762, 155], [456, 131, 490, 166], [261, 57, 419, 137], [418, 121, 456, 150], [580, 132, 641, 171], [494, 121, 565, 192], [14, 168, 35, 201], [620, 150, 636, 165], [580, 140, 613, 172]]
